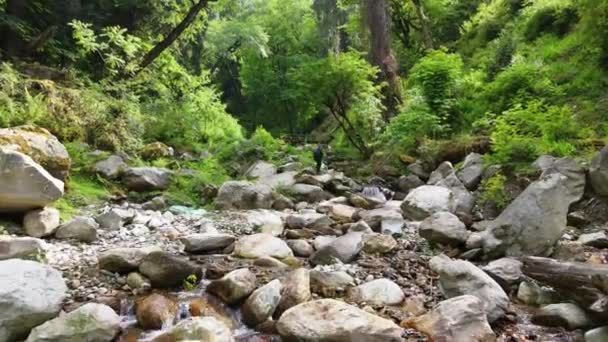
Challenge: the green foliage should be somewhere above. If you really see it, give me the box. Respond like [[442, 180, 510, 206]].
[[490, 101, 588, 164], [183, 274, 198, 291], [55, 175, 111, 220], [479, 172, 509, 210]]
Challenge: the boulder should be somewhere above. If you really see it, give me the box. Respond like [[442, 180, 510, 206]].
[[136, 293, 178, 330], [290, 183, 332, 203], [276, 299, 403, 342], [233, 233, 293, 260], [254, 256, 288, 268], [578, 231, 608, 248], [430, 254, 509, 322], [25, 303, 120, 342], [380, 217, 405, 237], [287, 240, 314, 257], [55, 216, 98, 242], [427, 162, 475, 215], [95, 209, 126, 231], [363, 233, 398, 254], [357, 207, 402, 230], [457, 153, 484, 190], [313, 236, 336, 251], [0, 149, 64, 212], [207, 268, 256, 305], [245, 210, 284, 236], [139, 251, 202, 288], [277, 269, 311, 315], [349, 220, 373, 234], [589, 146, 608, 196], [140, 142, 174, 160], [0, 125, 70, 181], [310, 270, 354, 296], [181, 233, 236, 253], [98, 246, 161, 274], [585, 326, 608, 342], [285, 211, 333, 230], [246, 161, 277, 179], [123, 167, 172, 192], [23, 207, 60, 238], [279, 162, 302, 172], [93, 155, 127, 180], [531, 303, 593, 330], [127, 272, 151, 290], [327, 204, 358, 223], [480, 171, 584, 258], [401, 186, 453, 220], [258, 171, 298, 189], [516, 281, 559, 306], [0, 260, 67, 341], [536, 157, 586, 201], [216, 181, 274, 210], [272, 193, 295, 211], [347, 279, 404, 306], [155, 317, 232, 342], [397, 175, 424, 194], [419, 211, 469, 246], [0, 237, 47, 261], [310, 232, 363, 265], [243, 279, 282, 326], [481, 258, 523, 290], [402, 295, 495, 342], [408, 160, 430, 180]]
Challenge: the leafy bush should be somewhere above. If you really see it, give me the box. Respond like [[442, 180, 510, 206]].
[[479, 172, 509, 210], [490, 101, 587, 163]]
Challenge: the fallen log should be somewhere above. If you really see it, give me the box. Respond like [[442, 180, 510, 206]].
[[521, 256, 608, 317]]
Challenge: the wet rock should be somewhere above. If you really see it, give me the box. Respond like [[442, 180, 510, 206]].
[[567, 210, 589, 228], [25, 303, 120, 342], [419, 211, 469, 246], [430, 254, 509, 322], [287, 240, 314, 257], [578, 231, 608, 248], [55, 216, 98, 242], [234, 234, 293, 260], [457, 153, 484, 190], [0, 259, 67, 341], [123, 167, 172, 192], [243, 280, 282, 326], [310, 270, 354, 296], [23, 207, 60, 237], [246, 210, 284, 236], [188, 298, 233, 328], [139, 252, 202, 289], [216, 181, 275, 210], [347, 279, 404, 306], [401, 185, 453, 220], [402, 295, 495, 342], [127, 272, 151, 291], [0, 149, 64, 212], [0, 237, 47, 261], [181, 233, 236, 253], [481, 258, 523, 290], [0, 125, 70, 181], [531, 303, 592, 330], [585, 326, 608, 342], [253, 256, 288, 268], [98, 246, 161, 274], [277, 269, 311, 315], [246, 161, 277, 179], [207, 268, 257, 305], [310, 232, 363, 265], [380, 218, 404, 237], [155, 317, 232, 342], [136, 293, 178, 330], [277, 299, 403, 342], [290, 183, 332, 203], [397, 175, 424, 194], [363, 233, 397, 254], [285, 211, 333, 230], [94, 155, 127, 180], [348, 220, 373, 234], [516, 281, 560, 306], [590, 146, 608, 196]]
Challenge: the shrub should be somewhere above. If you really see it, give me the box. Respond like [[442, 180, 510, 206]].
[[479, 172, 509, 210]]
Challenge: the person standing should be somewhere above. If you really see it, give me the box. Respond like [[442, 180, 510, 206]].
[[313, 144, 324, 174]]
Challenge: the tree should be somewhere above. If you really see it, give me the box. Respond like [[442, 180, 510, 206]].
[[365, 0, 401, 120], [411, 0, 434, 50]]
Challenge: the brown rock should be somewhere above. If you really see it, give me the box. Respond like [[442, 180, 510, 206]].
[[135, 293, 178, 330]]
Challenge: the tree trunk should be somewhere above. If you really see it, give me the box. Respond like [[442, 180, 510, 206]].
[[521, 256, 608, 318], [411, 0, 434, 50], [365, 0, 401, 120], [139, 0, 216, 72]]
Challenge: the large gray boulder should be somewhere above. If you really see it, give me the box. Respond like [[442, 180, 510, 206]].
[[181, 233, 235, 253], [23, 207, 61, 238], [258, 171, 298, 189], [0, 237, 47, 261], [403, 295, 495, 341], [156, 317, 232, 342], [480, 165, 585, 258], [93, 155, 127, 180], [277, 299, 403, 342], [590, 147, 608, 196], [532, 303, 593, 330], [216, 181, 275, 210], [245, 209, 284, 236], [98, 246, 161, 274], [0, 149, 64, 212], [277, 269, 311, 315], [285, 211, 333, 230], [139, 251, 202, 289], [401, 185, 453, 220], [290, 183, 332, 203], [419, 211, 469, 246], [0, 260, 67, 341], [55, 216, 98, 242], [245, 160, 277, 179], [457, 153, 484, 190], [347, 279, 404, 306], [25, 303, 120, 342], [397, 174, 424, 194], [0, 125, 70, 181], [233, 233, 293, 259], [310, 270, 355, 296], [430, 254, 509, 322], [122, 167, 172, 192], [207, 268, 256, 305], [310, 232, 363, 265], [481, 257, 523, 290], [243, 279, 282, 326], [427, 162, 475, 215]]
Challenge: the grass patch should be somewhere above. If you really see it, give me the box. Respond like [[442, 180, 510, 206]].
[[55, 174, 111, 221]]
